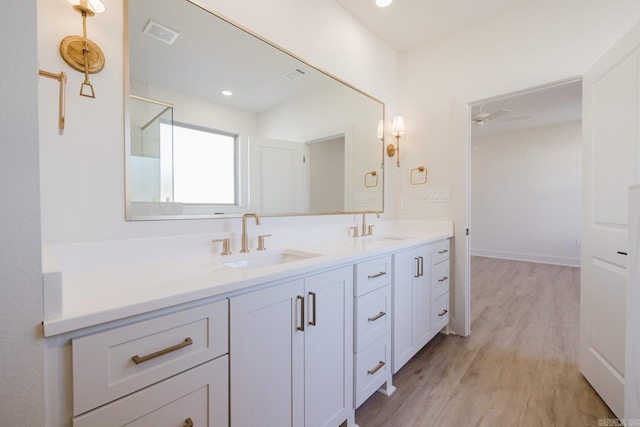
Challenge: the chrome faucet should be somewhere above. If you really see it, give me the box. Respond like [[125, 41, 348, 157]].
[[362, 211, 380, 236], [241, 213, 261, 253]]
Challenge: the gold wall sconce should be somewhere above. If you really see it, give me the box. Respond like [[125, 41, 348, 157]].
[[386, 115, 404, 167], [59, 0, 106, 98]]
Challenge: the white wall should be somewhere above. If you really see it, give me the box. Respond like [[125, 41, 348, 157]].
[[471, 122, 582, 266], [0, 1, 45, 425], [396, 0, 640, 334], [37, 0, 398, 245]]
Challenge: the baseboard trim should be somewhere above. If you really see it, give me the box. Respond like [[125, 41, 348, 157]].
[[470, 249, 581, 267]]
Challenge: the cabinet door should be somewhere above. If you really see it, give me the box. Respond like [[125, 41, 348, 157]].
[[392, 248, 417, 373], [414, 248, 432, 349], [230, 279, 305, 427], [304, 266, 353, 427]]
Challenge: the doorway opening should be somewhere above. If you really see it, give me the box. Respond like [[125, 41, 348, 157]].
[[306, 135, 346, 212], [466, 77, 583, 329]]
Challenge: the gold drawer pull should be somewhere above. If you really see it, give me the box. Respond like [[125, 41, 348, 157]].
[[438, 276, 448, 282], [367, 361, 385, 375], [132, 337, 193, 364], [438, 309, 448, 317], [438, 249, 448, 254], [368, 311, 386, 322], [368, 271, 386, 279], [184, 418, 194, 427]]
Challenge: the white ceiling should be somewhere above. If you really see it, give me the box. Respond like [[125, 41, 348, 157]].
[[331, 0, 582, 135], [129, 0, 330, 113], [333, 0, 531, 53], [131, 0, 582, 133]]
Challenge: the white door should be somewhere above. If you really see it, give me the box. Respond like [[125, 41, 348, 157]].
[[249, 137, 307, 213], [627, 184, 640, 420], [304, 267, 353, 427], [581, 21, 640, 419], [392, 248, 417, 373], [414, 248, 432, 349], [230, 279, 305, 427]]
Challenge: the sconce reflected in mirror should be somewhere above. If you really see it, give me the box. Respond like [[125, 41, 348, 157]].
[[387, 115, 404, 167], [59, 0, 106, 98]]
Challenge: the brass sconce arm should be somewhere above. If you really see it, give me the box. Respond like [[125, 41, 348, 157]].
[[39, 70, 67, 134]]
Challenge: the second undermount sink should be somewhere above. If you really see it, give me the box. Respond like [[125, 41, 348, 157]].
[[221, 249, 321, 270]]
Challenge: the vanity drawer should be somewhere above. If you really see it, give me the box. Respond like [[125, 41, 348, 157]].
[[72, 300, 228, 416], [355, 285, 391, 352], [73, 356, 228, 427], [355, 255, 392, 296], [431, 261, 449, 300], [430, 240, 450, 265], [355, 333, 391, 408], [431, 293, 449, 332]]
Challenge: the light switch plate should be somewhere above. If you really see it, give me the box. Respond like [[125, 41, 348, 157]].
[[427, 189, 451, 202], [400, 196, 409, 210]]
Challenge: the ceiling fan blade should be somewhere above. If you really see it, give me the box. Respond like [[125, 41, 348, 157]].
[[494, 115, 532, 122], [483, 108, 511, 121]]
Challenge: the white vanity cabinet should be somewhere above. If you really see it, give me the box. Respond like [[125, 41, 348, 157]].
[[230, 265, 354, 427], [392, 239, 450, 374], [70, 300, 229, 427], [353, 255, 395, 407]]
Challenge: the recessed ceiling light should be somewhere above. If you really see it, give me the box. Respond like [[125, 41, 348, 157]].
[[374, 0, 393, 7], [222, 90, 233, 96]]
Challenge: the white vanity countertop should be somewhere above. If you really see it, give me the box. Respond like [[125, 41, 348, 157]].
[[42, 221, 453, 336]]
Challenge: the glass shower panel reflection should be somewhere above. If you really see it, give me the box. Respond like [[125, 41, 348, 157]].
[[129, 96, 174, 203]]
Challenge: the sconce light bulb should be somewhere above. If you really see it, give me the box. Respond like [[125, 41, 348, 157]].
[[392, 115, 405, 137], [222, 90, 233, 96], [66, 0, 106, 14]]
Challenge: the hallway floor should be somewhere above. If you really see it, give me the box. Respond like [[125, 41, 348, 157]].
[[355, 256, 615, 426]]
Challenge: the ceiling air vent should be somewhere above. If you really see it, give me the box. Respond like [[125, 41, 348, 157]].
[[143, 20, 180, 45], [282, 68, 307, 81]]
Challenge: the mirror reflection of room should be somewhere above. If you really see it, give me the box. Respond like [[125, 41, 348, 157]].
[[127, 0, 384, 220]]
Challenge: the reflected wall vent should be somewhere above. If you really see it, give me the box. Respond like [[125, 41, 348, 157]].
[[143, 20, 180, 45], [282, 68, 307, 80]]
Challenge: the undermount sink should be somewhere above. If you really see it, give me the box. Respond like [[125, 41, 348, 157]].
[[221, 249, 321, 270]]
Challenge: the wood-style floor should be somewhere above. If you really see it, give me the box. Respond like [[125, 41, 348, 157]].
[[355, 256, 615, 427]]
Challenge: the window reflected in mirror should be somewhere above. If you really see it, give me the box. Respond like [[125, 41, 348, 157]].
[[171, 123, 237, 205]]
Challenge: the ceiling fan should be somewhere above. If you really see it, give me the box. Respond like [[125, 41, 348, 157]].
[[471, 105, 533, 126], [471, 106, 511, 126]]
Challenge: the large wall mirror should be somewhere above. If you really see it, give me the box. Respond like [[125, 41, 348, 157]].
[[125, 0, 385, 220]]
